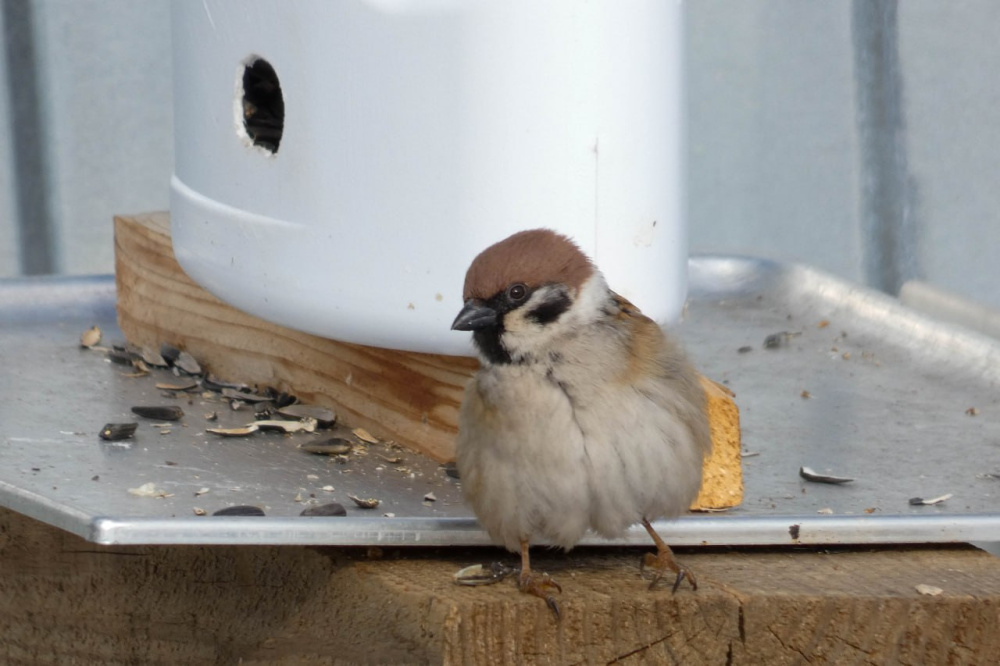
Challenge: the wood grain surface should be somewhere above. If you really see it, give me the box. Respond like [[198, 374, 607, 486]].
[[2, 508, 997, 665]]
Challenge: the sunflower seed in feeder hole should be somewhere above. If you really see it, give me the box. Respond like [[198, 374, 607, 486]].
[[156, 378, 200, 392], [799, 466, 854, 484], [300, 502, 347, 517], [80, 325, 101, 348], [99, 423, 138, 441], [277, 404, 336, 428], [206, 424, 259, 437], [909, 493, 952, 506], [212, 505, 265, 516], [352, 427, 379, 444], [255, 418, 316, 433], [131, 406, 184, 421], [300, 438, 353, 456], [348, 494, 380, 509], [175, 351, 202, 375], [423, 492, 437, 502], [443, 462, 460, 479]]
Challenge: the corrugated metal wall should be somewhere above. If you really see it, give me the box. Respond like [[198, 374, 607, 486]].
[[1, 1, 998, 310]]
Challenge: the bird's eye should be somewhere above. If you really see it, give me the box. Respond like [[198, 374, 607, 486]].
[[506, 283, 528, 302]]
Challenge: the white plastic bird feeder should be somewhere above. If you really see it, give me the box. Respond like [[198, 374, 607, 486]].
[[170, 0, 687, 355]]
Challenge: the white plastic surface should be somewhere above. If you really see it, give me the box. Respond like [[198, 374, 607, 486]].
[[171, 1, 686, 355]]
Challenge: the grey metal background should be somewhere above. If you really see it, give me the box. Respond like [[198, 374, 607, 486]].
[[2, 1, 999, 311]]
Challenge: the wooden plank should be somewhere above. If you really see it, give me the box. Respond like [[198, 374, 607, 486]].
[[114, 212, 742, 508], [1, 507, 997, 664]]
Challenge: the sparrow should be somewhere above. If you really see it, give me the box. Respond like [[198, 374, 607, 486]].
[[452, 229, 711, 616]]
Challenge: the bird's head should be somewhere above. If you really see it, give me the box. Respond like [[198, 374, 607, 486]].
[[452, 229, 605, 364]]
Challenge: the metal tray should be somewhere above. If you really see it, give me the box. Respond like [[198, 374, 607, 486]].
[[1, 259, 998, 546]]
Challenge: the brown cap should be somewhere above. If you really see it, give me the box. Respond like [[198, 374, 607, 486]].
[[462, 229, 595, 301]]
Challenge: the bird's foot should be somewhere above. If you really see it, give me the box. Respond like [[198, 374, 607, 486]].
[[640, 549, 698, 593], [519, 570, 562, 619]]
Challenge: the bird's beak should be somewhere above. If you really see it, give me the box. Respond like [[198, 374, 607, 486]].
[[451, 299, 498, 331]]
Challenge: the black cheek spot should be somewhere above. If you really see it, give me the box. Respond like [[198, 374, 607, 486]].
[[473, 327, 512, 365], [526, 292, 572, 325]]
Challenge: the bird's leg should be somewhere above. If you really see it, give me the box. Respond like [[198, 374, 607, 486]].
[[518, 539, 562, 618], [639, 518, 698, 593]]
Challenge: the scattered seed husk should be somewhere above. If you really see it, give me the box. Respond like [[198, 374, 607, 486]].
[[107, 348, 138, 365], [453, 562, 517, 587], [321, 485, 335, 492], [253, 403, 275, 420], [277, 404, 337, 428], [800, 390, 812, 399], [80, 325, 102, 348], [204, 411, 218, 421], [376, 453, 402, 464], [273, 392, 298, 408], [909, 493, 952, 506], [348, 494, 380, 509], [194, 487, 210, 496], [966, 407, 979, 416], [201, 375, 247, 392], [131, 405, 184, 421], [100, 422, 138, 441], [763, 331, 800, 349], [222, 388, 273, 403], [128, 482, 171, 498], [300, 438, 353, 455], [174, 351, 202, 375], [799, 466, 854, 485], [916, 584, 943, 596], [156, 378, 200, 391], [690, 506, 731, 513], [352, 427, 379, 444], [443, 461, 460, 479], [159, 343, 181, 364], [193, 507, 206, 516], [205, 424, 259, 437], [817, 508, 834, 514], [254, 418, 317, 434], [212, 505, 265, 516], [741, 450, 761, 458], [817, 319, 830, 329], [300, 502, 347, 517], [140, 347, 169, 367], [423, 492, 437, 502], [737, 345, 753, 354]]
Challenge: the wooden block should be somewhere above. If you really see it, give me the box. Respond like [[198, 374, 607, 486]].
[[114, 212, 741, 507], [2, 507, 998, 664]]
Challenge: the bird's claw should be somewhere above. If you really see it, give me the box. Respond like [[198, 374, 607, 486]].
[[640, 551, 698, 593], [519, 571, 562, 619]]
